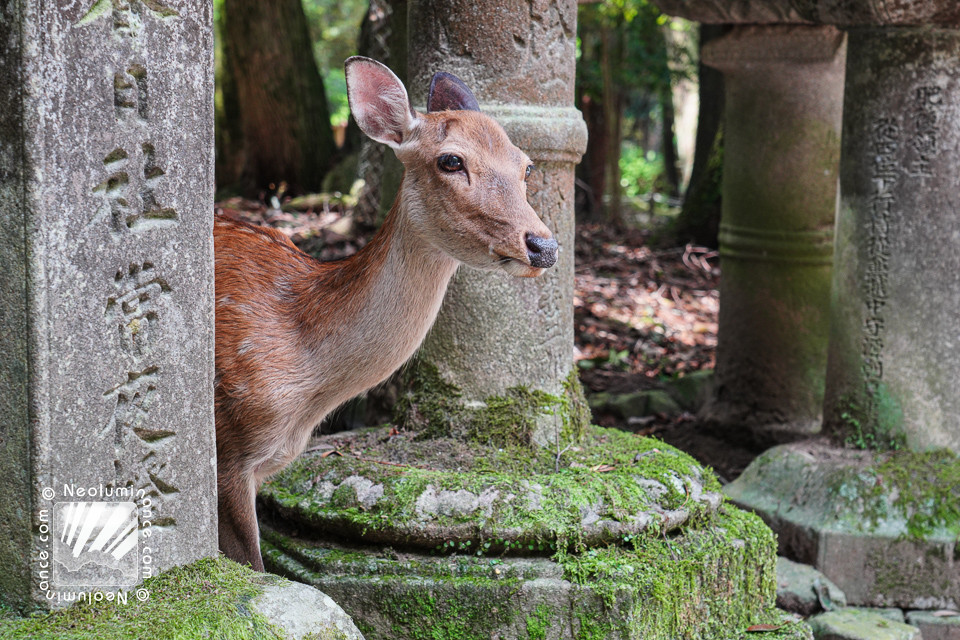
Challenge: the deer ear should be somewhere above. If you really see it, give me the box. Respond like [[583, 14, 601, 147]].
[[427, 71, 480, 113], [345, 56, 418, 149]]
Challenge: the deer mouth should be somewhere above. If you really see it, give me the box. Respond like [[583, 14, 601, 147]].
[[496, 254, 544, 278]]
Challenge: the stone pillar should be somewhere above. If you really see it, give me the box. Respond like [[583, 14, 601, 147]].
[[405, 0, 588, 446], [701, 25, 845, 445], [823, 26, 960, 451], [1, 0, 216, 609]]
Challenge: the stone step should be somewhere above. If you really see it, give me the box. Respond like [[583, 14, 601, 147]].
[[807, 608, 920, 640], [261, 505, 803, 640], [725, 441, 960, 609]]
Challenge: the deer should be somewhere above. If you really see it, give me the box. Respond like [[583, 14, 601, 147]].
[[213, 56, 559, 570]]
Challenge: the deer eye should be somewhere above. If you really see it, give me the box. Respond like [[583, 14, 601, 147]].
[[438, 154, 464, 172], [525, 164, 534, 179]]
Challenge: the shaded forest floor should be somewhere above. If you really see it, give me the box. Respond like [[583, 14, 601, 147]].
[[216, 197, 755, 481]]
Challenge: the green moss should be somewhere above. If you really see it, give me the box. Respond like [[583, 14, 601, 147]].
[[556, 506, 777, 637], [261, 506, 785, 640], [525, 604, 552, 640], [394, 360, 589, 448], [828, 448, 960, 540], [835, 386, 907, 451], [260, 425, 721, 554], [0, 557, 284, 640]]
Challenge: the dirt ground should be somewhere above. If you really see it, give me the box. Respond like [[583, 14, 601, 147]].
[[216, 198, 759, 481]]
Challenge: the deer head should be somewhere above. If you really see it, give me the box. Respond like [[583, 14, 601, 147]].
[[345, 56, 558, 277]]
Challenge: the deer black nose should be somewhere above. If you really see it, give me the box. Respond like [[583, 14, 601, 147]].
[[525, 233, 558, 269]]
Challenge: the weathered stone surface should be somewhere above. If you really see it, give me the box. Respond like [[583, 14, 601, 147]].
[[1, 0, 216, 610], [847, 608, 906, 623], [259, 426, 723, 552], [726, 442, 960, 609], [808, 609, 920, 640], [405, 0, 587, 446], [651, 0, 960, 26], [670, 369, 714, 411], [700, 25, 845, 445], [251, 581, 365, 640], [823, 27, 960, 452], [261, 507, 806, 640], [777, 556, 847, 616], [587, 389, 682, 422], [790, 1, 960, 26], [905, 611, 960, 640]]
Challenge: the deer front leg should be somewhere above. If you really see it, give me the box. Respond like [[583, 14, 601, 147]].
[[217, 463, 263, 571]]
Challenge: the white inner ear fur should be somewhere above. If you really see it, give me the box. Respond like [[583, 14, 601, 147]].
[[347, 62, 420, 149]]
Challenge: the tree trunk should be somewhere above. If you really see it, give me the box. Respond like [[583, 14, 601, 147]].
[[577, 93, 607, 221], [669, 25, 728, 247], [601, 27, 624, 226], [222, 0, 336, 194], [214, 4, 244, 193]]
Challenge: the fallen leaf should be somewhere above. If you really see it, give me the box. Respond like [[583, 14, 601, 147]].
[[591, 464, 616, 472], [933, 610, 960, 617], [320, 450, 342, 458], [746, 624, 783, 632]]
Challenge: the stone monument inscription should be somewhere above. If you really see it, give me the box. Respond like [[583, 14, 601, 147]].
[[0, 0, 216, 609]]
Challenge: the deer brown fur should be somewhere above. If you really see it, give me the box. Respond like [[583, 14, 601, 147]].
[[214, 57, 558, 569]]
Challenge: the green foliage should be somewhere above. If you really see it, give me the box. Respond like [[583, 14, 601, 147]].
[[619, 143, 665, 199], [837, 390, 906, 451], [300, 0, 366, 126], [577, 1, 690, 103]]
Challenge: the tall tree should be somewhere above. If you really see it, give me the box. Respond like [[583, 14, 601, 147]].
[[669, 25, 728, 247], [221, 0, 336, 193], [575, 1, 692, 224]]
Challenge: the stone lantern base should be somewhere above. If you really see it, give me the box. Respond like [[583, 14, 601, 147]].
[[258, 425, 810, 639], [726, 442, 960, 610]]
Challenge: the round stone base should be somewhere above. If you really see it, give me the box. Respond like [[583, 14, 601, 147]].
[[257, 426, 724, 553], [261, 507, 809, 640]]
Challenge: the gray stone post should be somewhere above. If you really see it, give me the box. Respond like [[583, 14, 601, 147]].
[[701, 25, 845, 444], [404, 0, 588, 446], [1, 0, 216, 608], [823, 26, 960, 451]]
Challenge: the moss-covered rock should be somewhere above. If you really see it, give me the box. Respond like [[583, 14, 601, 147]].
[[261, 506, 802, 640], [258, 425, 723, 553], [726, 441, 960, 609], [393, 361, 589, 449], [807, 609, 920, 640], [0, 556, 363, 640]]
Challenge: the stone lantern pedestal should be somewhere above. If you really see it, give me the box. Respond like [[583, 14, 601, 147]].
[[702, 24, 845, 445], [652, 0, 960, 614], [824, 26, 960, 452]]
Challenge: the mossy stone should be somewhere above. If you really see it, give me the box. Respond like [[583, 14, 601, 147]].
[[726, 441, 960, 608], [262, 506, 798, 640], [0, 556, 362, 640], [807, 609, 920, 640], [258, 425, 723, 553]]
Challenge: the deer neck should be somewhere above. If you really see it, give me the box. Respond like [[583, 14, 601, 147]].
[[299, 190, 459, 398]]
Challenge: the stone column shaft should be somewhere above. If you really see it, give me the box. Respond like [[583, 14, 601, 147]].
[[1, 0, 216, 608], [405, 0, 587, 446], [824, 26, 960, 451], [702, 25, 845, 444]]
